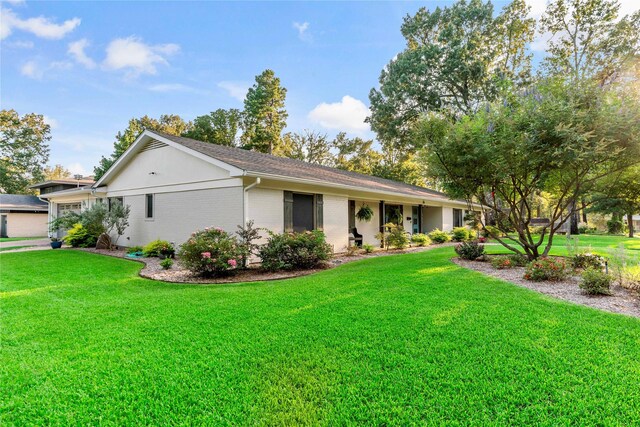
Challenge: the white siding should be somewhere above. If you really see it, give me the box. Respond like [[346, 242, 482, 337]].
[[442, 207, 454, 231], [121, 187, 244, 247], [422, 206, 443, 233], [5, 213, 48, 237], [107, 144, 231, 192], [403, 204, 414, 234], [248, 188, 284, 242], [323, 194, 349, 252], [354, 200, 381, 247]]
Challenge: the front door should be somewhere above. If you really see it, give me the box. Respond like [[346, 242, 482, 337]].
[[0, 215, 7, 238], [412, 206, 420, 234]]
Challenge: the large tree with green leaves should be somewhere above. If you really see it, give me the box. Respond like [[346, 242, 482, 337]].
[[44, 164, 71, 180], [416, 78, 640, 259], [540, 0, 640, 84], [368, 0, 535, 150], [94, 114, 192, 180], [183, 108, 241, 146], [332, 132, 383, 176], [0, 109, 50, 194], [276, 131, 334, 166], [241, 69, 288, 154], [589, 165, 640, 237]]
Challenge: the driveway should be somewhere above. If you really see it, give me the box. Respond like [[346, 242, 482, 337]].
[[0, 238, 52, 253]]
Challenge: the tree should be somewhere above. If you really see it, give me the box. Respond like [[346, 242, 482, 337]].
[[241, 69, 288, 154], [416, 79, 640, 259], [0, 109, 50, 194], [183, 108, 241, 146], [540, 0, 640, 84], [332, 132, 383, 176], [373, 149, 427, 187], [589, 165, 640, 237], [94, 114, 192, 180], [277, 131, 334, 166], [44, 164, 72, 180], [368, 0, 535, 149]]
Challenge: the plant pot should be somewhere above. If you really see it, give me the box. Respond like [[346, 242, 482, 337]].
[[50, 241, 63, 249]]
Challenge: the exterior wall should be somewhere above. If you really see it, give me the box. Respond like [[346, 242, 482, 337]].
[[107, 145, 231, 192], [5, 212, 48, 237], [354, 200, 380, 247], [121, 187, 244, 247], [402, 204, 413, 234], [441, 207, 454, 231], [248, 187, 284, 241], [323, 194, 349, 252], [422, 206, 443, 233]]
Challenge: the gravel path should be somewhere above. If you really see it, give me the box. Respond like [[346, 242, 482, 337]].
[[453, 257, 640, 318]]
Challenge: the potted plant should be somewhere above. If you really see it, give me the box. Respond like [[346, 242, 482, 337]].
[[355, 204, 374, 222], [50, 237, 63, 249]]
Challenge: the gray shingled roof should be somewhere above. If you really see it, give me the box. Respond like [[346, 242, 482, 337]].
[[0, 194, 48, 210], [153, 130, 454, 202]]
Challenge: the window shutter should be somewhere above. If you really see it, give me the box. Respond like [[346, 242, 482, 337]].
[[315, 194, 324, 230], [284, 191, 293, 232]]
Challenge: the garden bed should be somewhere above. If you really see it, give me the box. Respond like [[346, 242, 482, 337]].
[[78, 243, 456, 284], [453, 257, 640, 318]]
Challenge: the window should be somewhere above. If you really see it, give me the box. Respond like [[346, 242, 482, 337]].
[[145, 194, 154, 219], [453, 208, 463, 228], [284, 191, 323, 232]]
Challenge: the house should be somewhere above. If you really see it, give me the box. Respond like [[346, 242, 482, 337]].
[[0, 194, 49, 238], [36, 130, 480, 252], [632, 215, 640, 232]]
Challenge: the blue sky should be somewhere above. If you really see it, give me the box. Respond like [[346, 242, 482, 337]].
[[1, 0, 637, 176]]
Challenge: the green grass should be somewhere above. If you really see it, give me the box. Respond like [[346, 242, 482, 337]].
[[486, 234, 640, 257], [0, 245, 35, 252], [2, 248, 640, 425], [0, 236, 46, 242]]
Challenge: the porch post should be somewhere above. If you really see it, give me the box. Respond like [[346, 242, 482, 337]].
[[419, 204, 423, 233], [379, 200, 385, 248]]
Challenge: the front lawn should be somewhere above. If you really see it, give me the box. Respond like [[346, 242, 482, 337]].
[[2, 248, 640, 425], [485, 234, 640, 257], [0, 236, 46, 242]]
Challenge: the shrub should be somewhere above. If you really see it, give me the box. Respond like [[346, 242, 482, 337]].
[[428, 229, 451, 244], [362, 243, 375, 254], [524, 257, 568, 281], [178, 227, 244, 277], [236, 221, 262, 268], [491, 256, 513, 269], [508, 253, 529, 267], [570, 253, 605, 270], [483, 225, 502, 238], [159, 258, 173, 270], [452, 227, 470, 242], [455, 241, 485, 260], [345, 245, 360, 256], [468, 229, 477, 240], [126, 245, 144, 254], [258, 230, 332, 271], [579, 268, 612, 295], [63, 223, 97, 248], [375, 223, 410, 249], [607, 219, 624, 234], [143, 240, 174, 257], [411, 233, 431, 247]]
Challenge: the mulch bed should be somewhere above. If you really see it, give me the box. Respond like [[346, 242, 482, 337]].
[[453, 257, 640, 318], [77, 243, 456, 285]]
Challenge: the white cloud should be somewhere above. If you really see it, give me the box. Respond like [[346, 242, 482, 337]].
[[293, 21, 311, 41], [103, 36, 180, 76], [3, 0, 26, 5], [149, 83, 196, 92], [43, 115, 59, 129], [1, 7, 80, 40], [308, 95, 371, 133], [20, 60, 42, 79], [66, 162, 90, 177], [4, 39, 33, 48], [68, 38, 95, 69], [217, 81, 250, 101]]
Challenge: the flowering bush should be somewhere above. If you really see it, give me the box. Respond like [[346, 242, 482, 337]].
[[178, 227, 244, 277], [570, 253, 605, 270], [490, 256, 513, 269], [524, 257, 568, 281], [258, 230, 332, 271]]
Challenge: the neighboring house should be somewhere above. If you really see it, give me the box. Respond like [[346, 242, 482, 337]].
[[0, 194, 49, 238], [36, 130, 479, 252], [632, 215, 640, 232]]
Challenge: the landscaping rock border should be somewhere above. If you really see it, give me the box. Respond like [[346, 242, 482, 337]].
[[77, 243, 456, 285], [453, 257, 640, 318]]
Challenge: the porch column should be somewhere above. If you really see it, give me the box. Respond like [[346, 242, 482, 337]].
[[379, 200, 385, 248]]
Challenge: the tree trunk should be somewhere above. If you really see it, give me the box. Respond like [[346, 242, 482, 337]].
[[628, 212, 635, 238], [581, 199, 587, 223], [570, 200, 579, 235]]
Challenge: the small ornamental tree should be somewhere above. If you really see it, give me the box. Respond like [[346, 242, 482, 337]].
[[417, 78, 640, 260]]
